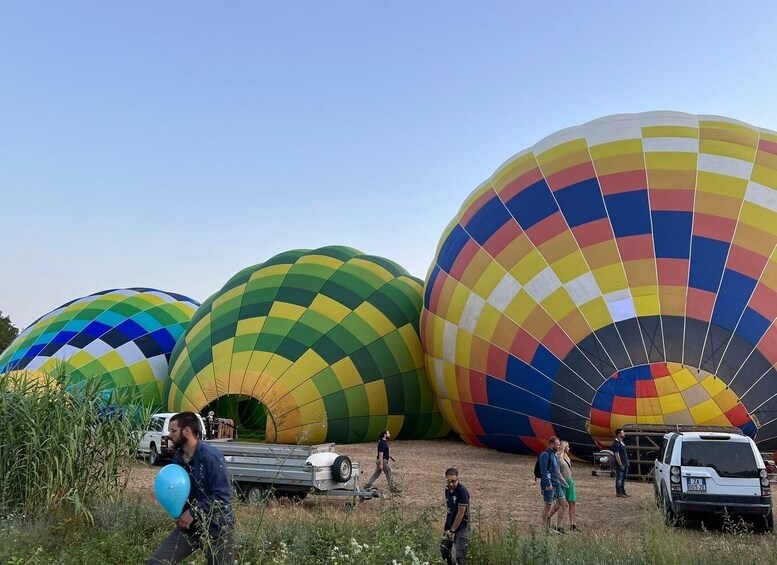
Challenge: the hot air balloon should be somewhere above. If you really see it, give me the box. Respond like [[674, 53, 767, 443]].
[[422, 111, 777, 456], [0, 288, 199, 406], [166, 246, 449, 444]]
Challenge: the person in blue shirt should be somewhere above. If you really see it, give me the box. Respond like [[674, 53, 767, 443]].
[[148, 412, 235, 565], [539, 436, 568, 532], [364, 429, 399, 493], [441, 467, 470, 564], [612, 428, 630, 498]]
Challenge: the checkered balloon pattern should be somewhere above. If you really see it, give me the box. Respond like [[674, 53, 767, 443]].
[[0, 288, 199, 406], [422, 111, 777, 456], [166, 246, 449, 444]]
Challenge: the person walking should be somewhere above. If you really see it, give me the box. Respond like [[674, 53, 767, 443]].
[[441, 467, 470, 564], [148, 412, 235, 565], [364, 429, 399, 493], [558, 441, 580, 532], [612, 428, 630, 498], [539, 436, 568, 533]]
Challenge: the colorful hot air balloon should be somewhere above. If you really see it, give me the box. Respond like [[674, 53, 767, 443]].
[[166, 246, 449, 444], [0, 288, 199, 406], [422, 111, 777, 456]]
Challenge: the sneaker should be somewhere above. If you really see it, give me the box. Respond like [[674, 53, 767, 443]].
[[549, 527, 562, 534], [621, 493, 631, 498], [571, 524, 580, 532], [616, 493, 625, 498], [553, 527, 565, 534]]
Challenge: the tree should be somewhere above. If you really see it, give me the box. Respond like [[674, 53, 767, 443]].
[[0, 311, 19, 354]]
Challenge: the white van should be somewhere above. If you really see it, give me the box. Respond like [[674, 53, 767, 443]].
[[654, 431, 772, 531]]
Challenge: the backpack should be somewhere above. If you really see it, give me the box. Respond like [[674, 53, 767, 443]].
[[533, 449, 554, 482]]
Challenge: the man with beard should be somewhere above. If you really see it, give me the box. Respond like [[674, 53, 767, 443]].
[[148, 412, 235, 564], [441, 467, 469, 564]]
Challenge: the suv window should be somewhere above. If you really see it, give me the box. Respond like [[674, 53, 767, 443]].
[[664, 434, 678, 464], [658, 438, 668, 463], [149, 417, 163, 433], [681, 441, 758, 478]]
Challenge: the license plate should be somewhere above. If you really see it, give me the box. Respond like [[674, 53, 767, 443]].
[[687, 477, 707, 493]]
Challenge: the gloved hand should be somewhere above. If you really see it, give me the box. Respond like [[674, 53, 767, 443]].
[[445, 529, 455, 541]]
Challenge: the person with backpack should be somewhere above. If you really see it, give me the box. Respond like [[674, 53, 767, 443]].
[[538, 436, 568, 533]]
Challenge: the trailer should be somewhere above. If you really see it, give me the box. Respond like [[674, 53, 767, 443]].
[[208, 441, 377, 507]]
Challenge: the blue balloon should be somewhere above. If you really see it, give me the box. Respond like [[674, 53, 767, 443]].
[[154, 464, 191, 519]]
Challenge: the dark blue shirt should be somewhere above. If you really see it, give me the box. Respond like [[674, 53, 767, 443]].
[[611, 438, 629, 467], [377, 438, 389, 460], [173, 440, 235, 535], [539, 449, 561, 489], [444, 482, 470, 531]]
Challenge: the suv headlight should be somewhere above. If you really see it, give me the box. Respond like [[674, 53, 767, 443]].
[[761, 469, 768, 479], [670, 474, 681, 484], [762, 477, 770, 487]]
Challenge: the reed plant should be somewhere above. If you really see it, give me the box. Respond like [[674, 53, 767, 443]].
[[0, 369, 150, 523]]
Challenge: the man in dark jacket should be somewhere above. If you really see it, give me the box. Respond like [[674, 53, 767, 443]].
[[148, 412, 235, 564]]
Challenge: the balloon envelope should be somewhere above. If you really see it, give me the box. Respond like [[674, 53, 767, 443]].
[[422, 111, 777, 456], [154, 464, 190, 519]]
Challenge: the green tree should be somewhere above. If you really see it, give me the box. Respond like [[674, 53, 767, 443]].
[[0, 311, 19, 354]]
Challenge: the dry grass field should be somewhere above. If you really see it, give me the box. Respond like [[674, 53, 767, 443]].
[[129, 437, 650, 533]]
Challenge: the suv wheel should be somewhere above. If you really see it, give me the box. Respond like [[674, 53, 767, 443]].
[[661, 485, 678, 526], [755, 512, 774, 534], [149, 444, 161, 466]]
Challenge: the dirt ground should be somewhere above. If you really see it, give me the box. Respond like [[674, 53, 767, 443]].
[[129, 438, 650, 533]]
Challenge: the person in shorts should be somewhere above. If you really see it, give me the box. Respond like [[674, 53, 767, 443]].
[[558, 440, 579, 532], [539, 436, 568, 533]]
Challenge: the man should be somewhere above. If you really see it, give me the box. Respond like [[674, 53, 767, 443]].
[[148, 412, 235, 565], [364, 429, 399, 493], [441, 468, 469, 565], [539, 436, 568, 533], [612, 427, 630, 498]]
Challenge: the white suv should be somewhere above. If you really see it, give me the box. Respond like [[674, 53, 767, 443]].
[[137, 412, 205, 466], [654, 431, 772, 531]]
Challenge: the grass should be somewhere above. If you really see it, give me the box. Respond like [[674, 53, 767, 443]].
[[2, 493, 777, 564], [0, 369, 150, 523]]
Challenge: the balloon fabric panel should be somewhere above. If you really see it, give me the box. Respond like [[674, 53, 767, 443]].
[[422, 112, 777, 456]]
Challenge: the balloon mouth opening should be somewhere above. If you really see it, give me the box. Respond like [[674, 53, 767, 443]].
[[203, 394, 274, 441], [588, 362, 755, 446]]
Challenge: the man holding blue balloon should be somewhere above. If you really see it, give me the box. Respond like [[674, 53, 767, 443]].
[[149, 412, 235, 564]]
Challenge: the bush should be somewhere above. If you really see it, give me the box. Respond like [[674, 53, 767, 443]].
[[0, 370, 150, 522]]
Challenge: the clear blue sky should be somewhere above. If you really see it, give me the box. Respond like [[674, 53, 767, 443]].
[[3, 2, 777, 330]]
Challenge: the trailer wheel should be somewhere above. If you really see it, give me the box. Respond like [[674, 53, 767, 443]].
[[332, 455, 352, 482], [245, 485, 267, 505]]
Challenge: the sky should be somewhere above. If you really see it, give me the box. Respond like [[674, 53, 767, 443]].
[[3, 2, 777, 330]]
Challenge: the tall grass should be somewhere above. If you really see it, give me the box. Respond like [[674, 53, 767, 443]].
[[2, 495, 777, 564], [0, 370, 150, 522]]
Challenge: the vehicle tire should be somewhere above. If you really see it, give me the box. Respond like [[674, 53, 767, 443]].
[[755, 512, 774, 533], [332, 455, 352, 482], [149, 444, 161, 466], [661, 486, 678, 526], [245, 485, 267, 505]]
